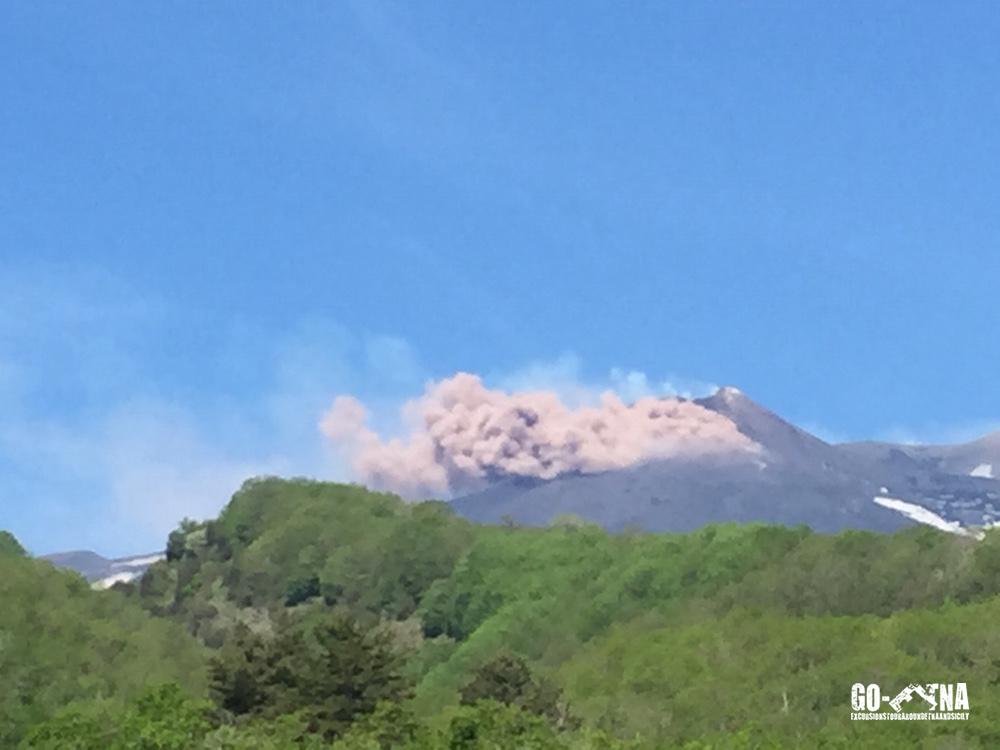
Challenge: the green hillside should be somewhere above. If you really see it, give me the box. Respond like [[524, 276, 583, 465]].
[[0, 542, 207, 746], [14, 477, 1000, 747]]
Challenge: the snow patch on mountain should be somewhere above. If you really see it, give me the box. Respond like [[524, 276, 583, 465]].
[[113, 554, 165, 568], [42, 550, 164, 588], [90, 553, 166, 589], [93, 571, 144, 590], [873, 496, 980, 538]]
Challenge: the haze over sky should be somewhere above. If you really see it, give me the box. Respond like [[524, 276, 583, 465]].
[[3, 2, 1000, 555]]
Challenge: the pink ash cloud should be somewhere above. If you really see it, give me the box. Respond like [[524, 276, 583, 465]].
[[320, 372, 758, 496]]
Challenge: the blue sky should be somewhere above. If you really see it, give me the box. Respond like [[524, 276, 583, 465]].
[[3, 2, 1000, 555]]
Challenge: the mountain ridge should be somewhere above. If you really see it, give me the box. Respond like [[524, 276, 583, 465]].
[[452, 387, 1000, 536], [43, 389, 1000, 569], [40, 549, 164, 588]]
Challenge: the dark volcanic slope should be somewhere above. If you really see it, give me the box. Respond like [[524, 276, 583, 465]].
[[451, 455, 911, 533], [695, 387, 834, 470], [451, 388, 1000, 534]]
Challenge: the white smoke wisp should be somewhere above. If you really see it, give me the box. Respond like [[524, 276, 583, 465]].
[[320, 373, 759, 496]]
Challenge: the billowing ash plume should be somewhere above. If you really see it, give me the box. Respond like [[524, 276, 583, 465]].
[[320, 373, 759, 496]]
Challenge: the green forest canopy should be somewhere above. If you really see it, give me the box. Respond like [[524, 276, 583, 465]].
[[0, 549, 206, 747], [10, 477, 1000, 748]]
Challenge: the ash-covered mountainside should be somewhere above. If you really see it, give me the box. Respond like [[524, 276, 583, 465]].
[[451, 387, 1000, 535]]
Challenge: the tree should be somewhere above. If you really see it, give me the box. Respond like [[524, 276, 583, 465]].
[[21, 685, 213, 750], [460, 653, 576, 729], [284, 575, 321, 607], [0, 530, 26, 556], [295, 615, 411, 738], [18, 706, 113, 750], [115, 684, 213, 750], [447, 701, 564, 750], [329, 702, 423, 750], [209, 614, 410, 740], [209, 624, 271, 716]]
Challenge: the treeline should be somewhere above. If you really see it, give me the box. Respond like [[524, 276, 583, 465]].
[[11, 477, 1000, 747]]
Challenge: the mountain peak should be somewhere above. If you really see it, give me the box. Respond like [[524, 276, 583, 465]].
[[711, 385, 751, 409], [696, 387, 833, 464], [696, 385, 765, 418], [716, 385, 744, 400]]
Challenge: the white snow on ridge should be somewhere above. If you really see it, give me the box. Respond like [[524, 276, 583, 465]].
[[970, 463, 994, 479], [110, 553, 164, 569], [92, 553, 164, 590], [92, 571, 143, 590], [873, 495, 982, 539]]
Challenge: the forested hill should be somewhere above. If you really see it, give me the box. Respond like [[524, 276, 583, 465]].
[[127, 478, 1000, 747], [12, 477, 1000, 747], [0, 536, 206, 747]]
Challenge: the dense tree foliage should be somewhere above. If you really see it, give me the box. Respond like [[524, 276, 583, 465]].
[[15, 477, 1000, 746], [0, 529, 27, 556], [0, 545, 206, 746], [459, 653, 576, 729], [210, 613, 409, 738]]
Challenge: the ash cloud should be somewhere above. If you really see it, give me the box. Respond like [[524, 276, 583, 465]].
[[320, 372, 759, 496]]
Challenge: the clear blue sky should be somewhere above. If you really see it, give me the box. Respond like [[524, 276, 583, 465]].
[[3, 1, 1000, 555]]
